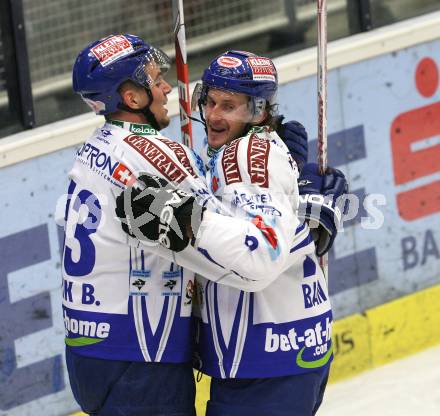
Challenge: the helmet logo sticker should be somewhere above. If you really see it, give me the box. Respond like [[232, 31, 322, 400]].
[[248, 57, 276, 82], [91, 35, 134, 67], [216, 56, 242, 68]]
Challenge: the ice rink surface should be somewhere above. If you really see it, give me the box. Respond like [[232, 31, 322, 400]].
[[318, 345, 440, 415]]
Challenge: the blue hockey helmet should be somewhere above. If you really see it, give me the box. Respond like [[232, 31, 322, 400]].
[[192, 50, 278, 118], [72, 34, 171, 115]]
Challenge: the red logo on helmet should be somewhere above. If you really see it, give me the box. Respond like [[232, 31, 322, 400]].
[[248, 57, 276, 81], [217, 56, 242, 68], [91, 35, 134, 67]]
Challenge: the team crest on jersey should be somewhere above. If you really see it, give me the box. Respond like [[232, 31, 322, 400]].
[[248, 134, 270, 187], [132, 278, 146, 291], [130, 269, 151, 296], [124, 135, 188, 183], [162, 269, 182, 296], [164, 279, 177, 290], [222, 138, 242, 185], [91, 35, 133, 67]]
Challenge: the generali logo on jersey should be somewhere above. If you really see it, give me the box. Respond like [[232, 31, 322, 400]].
[[222, 138, 242, 185], [124, 135, 188, 183], [91, 35, 133, 67], [248, 134, 270, 187], [158, 137, 198, 178]]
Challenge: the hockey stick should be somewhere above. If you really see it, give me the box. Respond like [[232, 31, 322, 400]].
[[317, 0, 329, 278], [173, 0, 193, 148]]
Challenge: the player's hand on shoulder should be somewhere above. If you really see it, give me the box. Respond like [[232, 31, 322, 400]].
[[115, 174, 204, 252], [297, 163, 348, 256], [275, 115, 308, 171]]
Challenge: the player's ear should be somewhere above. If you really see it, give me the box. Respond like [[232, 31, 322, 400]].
[[119, 82, 144, 110], [121, 89, 139, 110]]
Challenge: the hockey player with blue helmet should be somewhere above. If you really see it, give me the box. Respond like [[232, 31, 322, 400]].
[[188, 50, 343, 416], [72, 33, 172, 130], [194, 50, 346, 257], [189, 51, 348, 416], [65, 35, 323, 416], [66, 34, 201, 416], [118, 49, 348, 416], [192, 51, 279, 149]]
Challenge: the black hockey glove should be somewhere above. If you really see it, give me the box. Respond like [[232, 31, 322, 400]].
[[115, 174, 204, 252], [275, 115, 308, 171], [298, 163, 348, 256]]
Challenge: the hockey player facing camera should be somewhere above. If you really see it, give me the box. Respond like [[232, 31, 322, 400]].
[[117, 49, 348, 416], [64, 34, 343, 416], [186, 51, 347, 416]]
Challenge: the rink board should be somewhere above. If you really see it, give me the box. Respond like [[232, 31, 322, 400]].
[[0, 14, 439, 416]]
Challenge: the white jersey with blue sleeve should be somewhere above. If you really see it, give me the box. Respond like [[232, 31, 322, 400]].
[[61, 121, 308, 365], [194, 126, 333, 378]]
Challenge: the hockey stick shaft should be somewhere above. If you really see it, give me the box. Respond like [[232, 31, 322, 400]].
[[317, 0, 328, 174], [173, 0, 193, 148], [317, 0, 329, 277]]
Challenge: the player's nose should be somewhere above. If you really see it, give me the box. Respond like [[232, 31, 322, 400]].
[[161, 80, 172, 95], [208, 105, 225, 123]]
